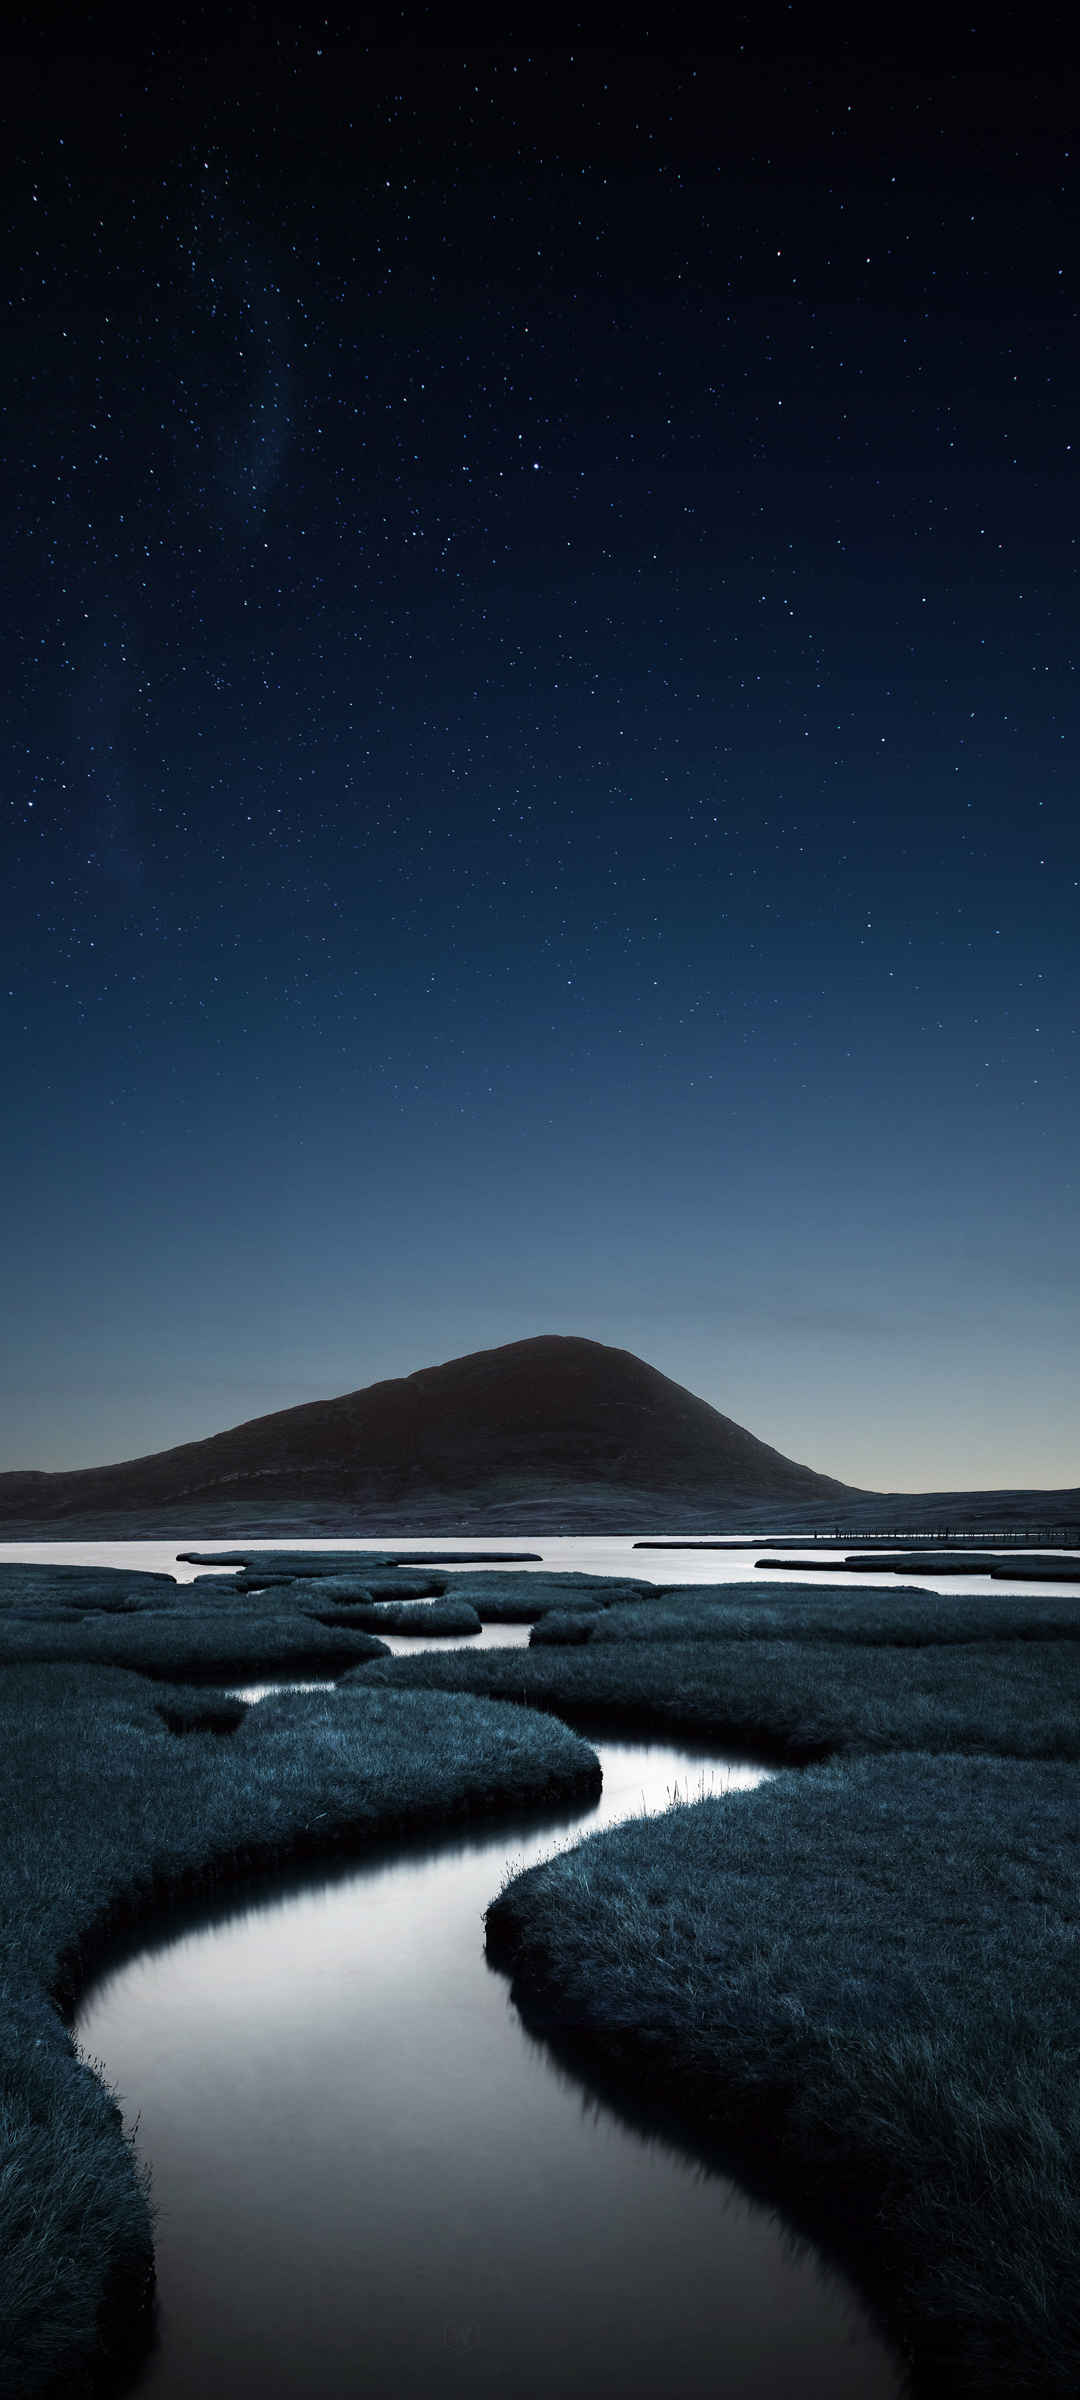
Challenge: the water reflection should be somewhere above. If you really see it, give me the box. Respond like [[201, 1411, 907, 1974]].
[[230, 1619, 532, 1701], [77, 1730, 903, 2400], [1, 1530, 1073, 1599]]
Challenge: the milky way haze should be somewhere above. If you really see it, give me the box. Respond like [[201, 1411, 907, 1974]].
[[2, 12, 1077, 1487]]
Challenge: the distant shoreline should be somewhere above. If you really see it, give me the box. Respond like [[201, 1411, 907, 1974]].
[[1, 1500, 1078, 1541]]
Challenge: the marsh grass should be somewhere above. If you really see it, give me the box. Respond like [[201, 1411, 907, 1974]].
[[438, 1570, 659, 1622], [530, 1579, 1080, 1649], [176, 1549, 401, 1577], [0, 1610, 392, 1681], [486, 1753, 1080, 2395], [310, 1595, 483, 1635], [0, 1658, 599, 2397], [0, 1562, 441, 1680], [178, 1555, 447, 1601], [347, 1634, 1080, 1761]]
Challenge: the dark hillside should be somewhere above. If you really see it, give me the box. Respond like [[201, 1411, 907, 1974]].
[[1, 1334, 1074, 1535], [0, 1335, 853, 1532]]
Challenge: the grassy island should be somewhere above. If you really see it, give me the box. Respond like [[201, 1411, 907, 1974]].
[[347, 1586, 1080, 2394], [347, 1628, 1080, 1763], [486, 1752, 1080, 2396]]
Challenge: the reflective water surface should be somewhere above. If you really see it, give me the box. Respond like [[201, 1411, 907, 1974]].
[[2, 1528, 1075, 1597], [76, 1723, 903, 2400]]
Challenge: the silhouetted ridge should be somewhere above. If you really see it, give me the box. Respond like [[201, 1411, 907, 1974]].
[[2, 1336, 1072, 1535], [0, 1336, 850, 1528]]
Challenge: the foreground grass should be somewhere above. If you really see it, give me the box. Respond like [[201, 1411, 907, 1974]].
[[531, 1578, 1080, 1649], [347, 1634, 1080, 1761], [486, 1753, 1080, 2396], [0, 1661, 599, 2398]]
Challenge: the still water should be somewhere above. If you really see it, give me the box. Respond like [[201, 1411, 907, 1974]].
[[7, 1538, 922, 2395], [2, 1529, 1074, 1597], [76, 1723, 903, 2400]]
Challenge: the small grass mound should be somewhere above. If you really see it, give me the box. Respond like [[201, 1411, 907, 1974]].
[[486, 1752, 1080, 2396], [313, 1596, 483, 1635], [176, 1549, 400, 1577], [443, 1570, 659, 1622], [176, 1552, 449, 1599], [0, 1609, 391, 1681]]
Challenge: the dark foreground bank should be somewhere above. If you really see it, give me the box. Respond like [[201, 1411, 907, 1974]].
[[349, 1595, 1080, 2396], [0, 1648, 598, 2399], [487, 1753, 1080, 2397]]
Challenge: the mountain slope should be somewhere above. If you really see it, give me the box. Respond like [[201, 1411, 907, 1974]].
[[0, 1335, 854, 1532], [1, 1336, 1073, 1535]]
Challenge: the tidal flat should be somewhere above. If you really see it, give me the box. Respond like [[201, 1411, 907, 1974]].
[[1, 1544, 1079, 2395]]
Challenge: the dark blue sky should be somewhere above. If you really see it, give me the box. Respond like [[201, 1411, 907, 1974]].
[[3, 10, 1077, 1488]]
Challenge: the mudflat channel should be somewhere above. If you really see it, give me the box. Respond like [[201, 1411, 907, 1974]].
[[76, 1700, 903, 2400]]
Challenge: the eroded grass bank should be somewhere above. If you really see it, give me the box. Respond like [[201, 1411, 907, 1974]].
[[347, 1619, 1080, 2394], [346, 1633, 1080, 1762], [0, 1651, 598, 2399], [486, 1755, 1080, 2397]]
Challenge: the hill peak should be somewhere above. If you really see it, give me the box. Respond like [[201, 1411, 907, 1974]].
[[0, 1332, 853, 1533]]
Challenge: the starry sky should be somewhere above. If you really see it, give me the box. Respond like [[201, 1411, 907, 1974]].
[[2, 10, 1077, 1491]]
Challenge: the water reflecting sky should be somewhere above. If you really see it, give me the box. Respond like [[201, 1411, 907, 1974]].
[[77, 1732, 903, 2400], [2, 1530, 1076, 1595]]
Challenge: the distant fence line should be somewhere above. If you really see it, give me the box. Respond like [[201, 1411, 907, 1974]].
[[804, 1527, 1080, 1546]]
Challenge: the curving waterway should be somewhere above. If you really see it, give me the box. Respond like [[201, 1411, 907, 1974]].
[[76, 1686, 905, 2399]]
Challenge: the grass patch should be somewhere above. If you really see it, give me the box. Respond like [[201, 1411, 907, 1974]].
[[441, 1570, 659, 1622], [0, 1564, 179, 1614], [346, 1635, 1080, 1761], [0, 1659, 599, 2397], [0, 1609, 391, 1682], [312, 1596, 483, 1635], [176, 1549, 400, 1576], [531, 1579, 1080, 1648], [177, 1553, 448, 1599], [0, 1560, 444, 1681], [486, 1752, 1080, 2396]]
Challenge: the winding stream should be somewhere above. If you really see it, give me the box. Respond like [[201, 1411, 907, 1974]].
[[76, 1694, 904, 2398]]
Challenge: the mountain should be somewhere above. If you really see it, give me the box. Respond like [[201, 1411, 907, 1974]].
[[0, 1334, 855, 1533], [0, 1336, 1074, 1535]]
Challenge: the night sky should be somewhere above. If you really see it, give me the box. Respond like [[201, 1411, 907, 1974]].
[[3, 10, 1077, 1490]]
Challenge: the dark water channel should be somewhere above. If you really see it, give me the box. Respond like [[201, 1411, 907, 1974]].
[[77, 1706, 903, 2400]]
